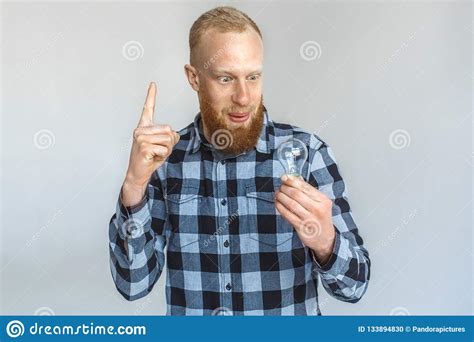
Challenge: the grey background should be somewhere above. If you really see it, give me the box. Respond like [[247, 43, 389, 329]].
[[1, 1, 472, 315]]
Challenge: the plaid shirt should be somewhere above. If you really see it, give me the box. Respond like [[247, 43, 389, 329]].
[[108, 109, 370, 315]]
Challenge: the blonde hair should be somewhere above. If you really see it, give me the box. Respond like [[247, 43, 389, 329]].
[[189, 6, 262, 66]]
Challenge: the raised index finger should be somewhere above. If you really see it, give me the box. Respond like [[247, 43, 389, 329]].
[[138, 82, 156, 127]]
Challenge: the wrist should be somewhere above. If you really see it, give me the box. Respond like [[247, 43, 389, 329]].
[[311, 228, 336, 263], [123, 174, 147, 190], [121, 177, 147, 207]]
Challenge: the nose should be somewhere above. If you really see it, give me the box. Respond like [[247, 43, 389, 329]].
[[231, 80, 250, 108]]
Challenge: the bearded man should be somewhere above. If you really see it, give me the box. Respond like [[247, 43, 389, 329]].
[[109, 6, 370, 315]]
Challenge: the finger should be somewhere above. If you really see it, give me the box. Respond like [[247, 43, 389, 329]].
[[275, 190, 310, 220], [138, 82, 157, 127], [144, 144, 169, 161], [278, 185, 319, 212], [136, 134, 174, 147], [134, 126, 181, 146], [173, 131, 181, 146], [281, 174, 308, 190], [134, 124, 173, 138], [281, 175, 324, 202], [275, 200, 301, 228]]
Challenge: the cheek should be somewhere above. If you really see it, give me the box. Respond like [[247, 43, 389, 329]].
[[249, 81, 263, 96], [202, 86, 227, 111], [249, 93, 263, 110]]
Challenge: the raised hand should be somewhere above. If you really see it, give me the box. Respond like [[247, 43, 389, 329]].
[[121, 82, 180, 206]]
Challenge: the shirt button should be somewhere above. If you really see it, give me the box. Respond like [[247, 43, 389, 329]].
[[226, 283, 232, 291], [221, 199, 227, 206], [224, 240, 229, 247]]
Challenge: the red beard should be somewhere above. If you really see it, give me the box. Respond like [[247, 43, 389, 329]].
[[199, 93, 265, 155]]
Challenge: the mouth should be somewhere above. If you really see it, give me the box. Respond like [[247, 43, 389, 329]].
[[228, 112, 250, 123]]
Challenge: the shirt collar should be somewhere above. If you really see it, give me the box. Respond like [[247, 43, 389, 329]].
[[189, 106, 273, 155]]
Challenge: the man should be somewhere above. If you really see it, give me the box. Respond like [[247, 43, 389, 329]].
[[109, 6, 370, 315]]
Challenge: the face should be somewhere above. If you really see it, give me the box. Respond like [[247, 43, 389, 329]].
[[185, 27, 265, 155]]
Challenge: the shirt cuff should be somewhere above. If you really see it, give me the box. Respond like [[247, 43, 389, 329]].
[[116, 186, 150, 241], [118, 186, 147, 218]]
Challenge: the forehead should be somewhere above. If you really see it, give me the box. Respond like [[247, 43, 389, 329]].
[[198, 28, 263, 73]]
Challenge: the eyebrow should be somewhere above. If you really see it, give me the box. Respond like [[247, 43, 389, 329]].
[[212, 68, 262, 77]]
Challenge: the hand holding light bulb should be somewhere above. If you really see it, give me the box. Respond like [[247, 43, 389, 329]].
[[275, 139, 336, 265]]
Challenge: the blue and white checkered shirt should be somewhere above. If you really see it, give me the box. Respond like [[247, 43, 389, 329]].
[[109, 109, 370, 315]]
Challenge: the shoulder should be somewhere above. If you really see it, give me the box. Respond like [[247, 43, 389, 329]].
[[271, 119, 328, 155]]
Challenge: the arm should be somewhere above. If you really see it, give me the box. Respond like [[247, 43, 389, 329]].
[[307, 142, 371, 303], [108, 176, 167, 301], [108, 82, 179, 301]]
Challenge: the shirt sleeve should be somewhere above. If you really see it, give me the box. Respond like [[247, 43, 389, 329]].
[[108, 174, 168, 301], [306, 138, 371, 303]]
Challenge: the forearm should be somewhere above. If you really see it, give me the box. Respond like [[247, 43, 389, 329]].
[[121, 176, 148, 207], [108, 185, 166, 301], [109, 216, 164, 301], [315, 230, 370, 303]]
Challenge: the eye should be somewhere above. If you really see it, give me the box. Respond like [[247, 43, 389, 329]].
[[218, 76, 233, 84], [248, 74, 260, 81]]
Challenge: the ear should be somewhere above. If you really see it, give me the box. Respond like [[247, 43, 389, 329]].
[[184, 64, 200, 92]]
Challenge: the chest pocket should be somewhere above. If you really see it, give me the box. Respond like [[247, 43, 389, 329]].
[[166, 186, 203, 252], [245, 183, 295, 249]]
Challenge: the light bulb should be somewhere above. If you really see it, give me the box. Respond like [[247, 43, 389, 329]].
[[277, 138, 308, 177]]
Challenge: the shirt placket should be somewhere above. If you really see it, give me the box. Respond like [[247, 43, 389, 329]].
[[215, 156, 232, 312]]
